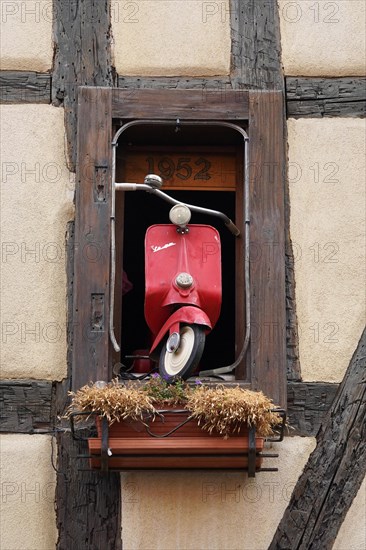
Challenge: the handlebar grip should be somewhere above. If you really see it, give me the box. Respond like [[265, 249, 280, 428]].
[[225, 219, 241, 237]]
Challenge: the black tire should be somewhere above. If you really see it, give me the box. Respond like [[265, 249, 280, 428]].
[[159, 324, 205, 382]]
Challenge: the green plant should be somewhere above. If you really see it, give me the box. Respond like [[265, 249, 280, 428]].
[[142, 373, 192, 404]]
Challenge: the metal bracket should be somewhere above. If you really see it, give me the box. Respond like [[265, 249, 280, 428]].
[[266, 409, 287, 442]]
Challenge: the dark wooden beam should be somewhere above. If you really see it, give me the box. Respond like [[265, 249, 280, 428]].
[[269, 327, 366, 550], [56, 432, 122, 550], [286, 77, 366, 118], [52, 0, 114, 170], [287, 382, 339, 436], [52, 3, 119, 547], [0, 71, 51, 104], [0, 380, 53, 433], [231, 0, 283, 90]]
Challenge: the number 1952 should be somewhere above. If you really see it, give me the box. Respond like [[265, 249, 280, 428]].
[[146, 156, 212, 181]]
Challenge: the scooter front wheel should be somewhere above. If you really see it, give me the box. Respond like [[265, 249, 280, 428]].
[[159, 324, 205, 382]]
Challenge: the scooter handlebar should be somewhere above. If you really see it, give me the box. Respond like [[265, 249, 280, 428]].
[[225, 219, 241, 237], [114, 181, 241, 237]]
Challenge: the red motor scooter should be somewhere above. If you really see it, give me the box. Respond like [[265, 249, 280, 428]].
[[110, 174, 240, 382]]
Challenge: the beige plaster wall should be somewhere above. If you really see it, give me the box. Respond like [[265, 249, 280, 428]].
[[0, 0, 53, 71], [112, 0, 231, 76], [0, 434, 57, 550], [288, 118, 365, 382], [334, 476, 366, 550], [120, 437, 315, 549], [0, 105, 74, 380], [278, 0, 366, 76]]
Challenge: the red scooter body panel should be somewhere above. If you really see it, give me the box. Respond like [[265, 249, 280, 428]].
[[145, 224, 222, 337], [149, 306, 212, 356]]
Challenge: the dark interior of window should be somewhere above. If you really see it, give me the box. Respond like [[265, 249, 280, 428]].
[[114, 122, 246, 378]]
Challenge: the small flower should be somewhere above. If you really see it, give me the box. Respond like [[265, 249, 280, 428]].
[[195, 379, 203, 385], [151, 373, 160, 379]]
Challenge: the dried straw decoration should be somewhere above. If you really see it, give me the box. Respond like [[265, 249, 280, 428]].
[[67, 379, 156, 425], [186, 386, 282, 437]]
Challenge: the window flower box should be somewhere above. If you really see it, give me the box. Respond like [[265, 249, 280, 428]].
[[68, 377, 286, 476]]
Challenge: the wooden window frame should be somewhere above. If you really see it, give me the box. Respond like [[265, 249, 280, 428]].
[[72, 87, 286, 408]]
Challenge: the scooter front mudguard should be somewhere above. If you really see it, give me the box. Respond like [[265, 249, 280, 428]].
[[149, 306, 212, 357]]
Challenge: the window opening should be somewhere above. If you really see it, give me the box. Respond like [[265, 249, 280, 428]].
[[110, 120, 249, 380]]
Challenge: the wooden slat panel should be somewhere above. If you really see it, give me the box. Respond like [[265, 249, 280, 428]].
[[89, 436, 264, 454], [112, 88, 249, 120], [89, 455, 262, 470], [72, 87, 112, 390], [249, 91, 287, 408], [96, 414, 251, 439]]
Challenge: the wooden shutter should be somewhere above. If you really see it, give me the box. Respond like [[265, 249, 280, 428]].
[[72, 87, 112, 390]]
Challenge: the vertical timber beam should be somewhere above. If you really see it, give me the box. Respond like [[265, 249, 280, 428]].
[[249, 91, 287, 408], [72, 86, 112, 391], [52, 0, 114, 170], [231, 0, 284, 90], [56, 433, 122, 550]]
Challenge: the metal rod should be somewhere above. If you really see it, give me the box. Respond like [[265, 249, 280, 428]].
[[199, 137, 250, 376], [101, 416, 109, 472]]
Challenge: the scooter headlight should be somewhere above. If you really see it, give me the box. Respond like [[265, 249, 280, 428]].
[[169, 204, 191, 227]]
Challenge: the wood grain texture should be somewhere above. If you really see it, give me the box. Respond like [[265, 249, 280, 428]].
[[231, 0, 283, 90], [269, 327, 366, 550], [56, 432, 122, 550], [52, 0, 114, 169], [287, 382, 339, 436], [0, 380, 52, 433], [248, 91, 287, 408], [0, 71, 51, 103], [286, 77, 366, 118], [112, 88, 249, 120], [72, 87, 112, 391], [118, 76, 233, 90], [285, 244, 301, 382]]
